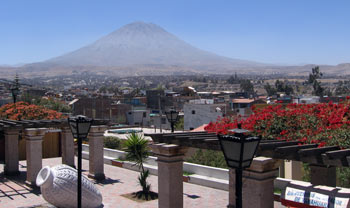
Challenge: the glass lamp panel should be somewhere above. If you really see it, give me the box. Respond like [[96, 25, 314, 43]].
[[242, 161, 252, 168], [172, 112, 179, 121], [221, 139, 242, 165], [69, 121, 78, 138], [13, 89, 19, 96], [165, 112, 171, 121], [78, 122, 92, 138], [242, 140, 260, 161], [228, 161, 240, 168]]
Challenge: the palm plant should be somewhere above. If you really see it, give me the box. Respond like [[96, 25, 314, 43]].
[[124, 133, 157, 200]]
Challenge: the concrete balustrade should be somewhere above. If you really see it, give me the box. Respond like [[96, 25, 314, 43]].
[[88, 125, 108, 181], [60, 127, 75, 167], [284, 160, 303, 180], [4, 128, 21, 175], [228, 157, 280, 208], [25, 128, 47, 186], [151, 143, 188, 208]]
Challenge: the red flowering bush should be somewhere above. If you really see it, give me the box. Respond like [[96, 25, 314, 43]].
[[205, 99, 350, 148], [0, 101, 66, 120]]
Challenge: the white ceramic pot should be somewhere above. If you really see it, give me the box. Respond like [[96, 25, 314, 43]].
[[36, 164, 102, 208]]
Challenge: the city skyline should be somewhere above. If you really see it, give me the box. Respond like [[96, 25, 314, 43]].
[[1, 0, 350, 66]]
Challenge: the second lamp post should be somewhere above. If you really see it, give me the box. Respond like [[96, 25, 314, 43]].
[[68, 115, 93, 208], [165, 109, 179, 132], [217, 124, 261, 208]]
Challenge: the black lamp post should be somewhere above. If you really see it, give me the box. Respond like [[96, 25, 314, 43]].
[[68, 115, 93, 208], [165, 109, 179, 132], [217, 124, 261, 208], [11, 86, 19, 103]]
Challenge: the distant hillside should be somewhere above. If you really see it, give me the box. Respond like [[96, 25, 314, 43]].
[[19, 22, 270, 76], [8, 22, 350, 77]]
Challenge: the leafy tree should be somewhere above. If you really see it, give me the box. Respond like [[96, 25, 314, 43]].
[[264, 83, 277, 96], [335, 81, 350, 95], [0, 102, 66, 120], [308, 66, 323, 84], [239, 79, 254, 94], [308, 66, 324, 96], [124, 133, 157, 200], [227, 74, 239, 84], [19, 93, 71, 113], [274, 80, 294, 95], [264, 80, 294, 96]]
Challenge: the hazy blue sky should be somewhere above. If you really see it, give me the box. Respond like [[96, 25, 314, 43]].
[[1, 0, 349, 65]]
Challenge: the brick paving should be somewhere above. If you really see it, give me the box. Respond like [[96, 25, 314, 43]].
[[0, 158, 284, 207]]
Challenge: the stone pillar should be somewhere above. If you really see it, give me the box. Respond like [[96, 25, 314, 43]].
[[25, 128, 46, 186], [310, 164, 336, 187], [4, 128, 20, 175], [228, 157, 280, 208], [284, 160, 303, 180], [151, 143, 187, 208], [278, 159, 285, 178], [60, 127, 75, 167], [88, 125, 107, 181]]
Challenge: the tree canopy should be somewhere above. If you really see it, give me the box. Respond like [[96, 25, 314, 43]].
[[0, 102, 66, 120]]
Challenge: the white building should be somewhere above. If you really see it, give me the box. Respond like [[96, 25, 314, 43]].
[[294, 96, 320, 104], [126, 109, 150, 126], [184, 99, 226, 130]]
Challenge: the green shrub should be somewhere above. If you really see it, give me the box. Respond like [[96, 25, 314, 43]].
[[302, 163, 311, 182], [337, 167, 350, 188], [301, 163, 350, 188], [103, 136, 121, 149], [186, 149, 228, 169]]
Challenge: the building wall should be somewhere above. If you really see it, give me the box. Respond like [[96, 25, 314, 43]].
[[150, 115, 171, 130], [73, 98, 131, 123], [126, 110, 151, 126], [146, 90, 164, 110], [184, 103, 224, 130]]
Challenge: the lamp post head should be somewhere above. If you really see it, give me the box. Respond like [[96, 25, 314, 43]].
[[68, 115, 93, 138], [165, 109, 179, 123], [218, 124, 261, 170], [228, 123, 250, 137]]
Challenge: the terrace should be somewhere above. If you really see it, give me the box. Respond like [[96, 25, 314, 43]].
[[0, 157, 232, 208], [0, 118, 350, 207]]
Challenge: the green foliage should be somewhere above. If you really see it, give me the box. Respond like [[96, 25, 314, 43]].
[[239, 79, 254, 94], [335, 80, 350, 95], [275, 80, 294, 95], [301, 163, 350, 188], [186, 149, 228, 169], [264, 80, 294, 96], [308, 66, 324, 96], [124, 133, 149, 168], [103, 136, 121, 149], [20, 93, 71, 113], [264, 83, 277, 96], [124, 133, 153, 199], [99, 86, 120, 95], [302, 163, 311, 182], [308, 66, 323, 84], [337, 167, 350, 188], [183, 171, 194, 176], [138, 170, 151, 193], [174, 117, 184, 131], [227, 73, 239, 84]]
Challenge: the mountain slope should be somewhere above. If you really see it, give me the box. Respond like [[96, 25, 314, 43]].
[[45, 22, 264, 69]]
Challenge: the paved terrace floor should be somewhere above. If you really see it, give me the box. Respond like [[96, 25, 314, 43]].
[[0, 157, 284, 208]]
